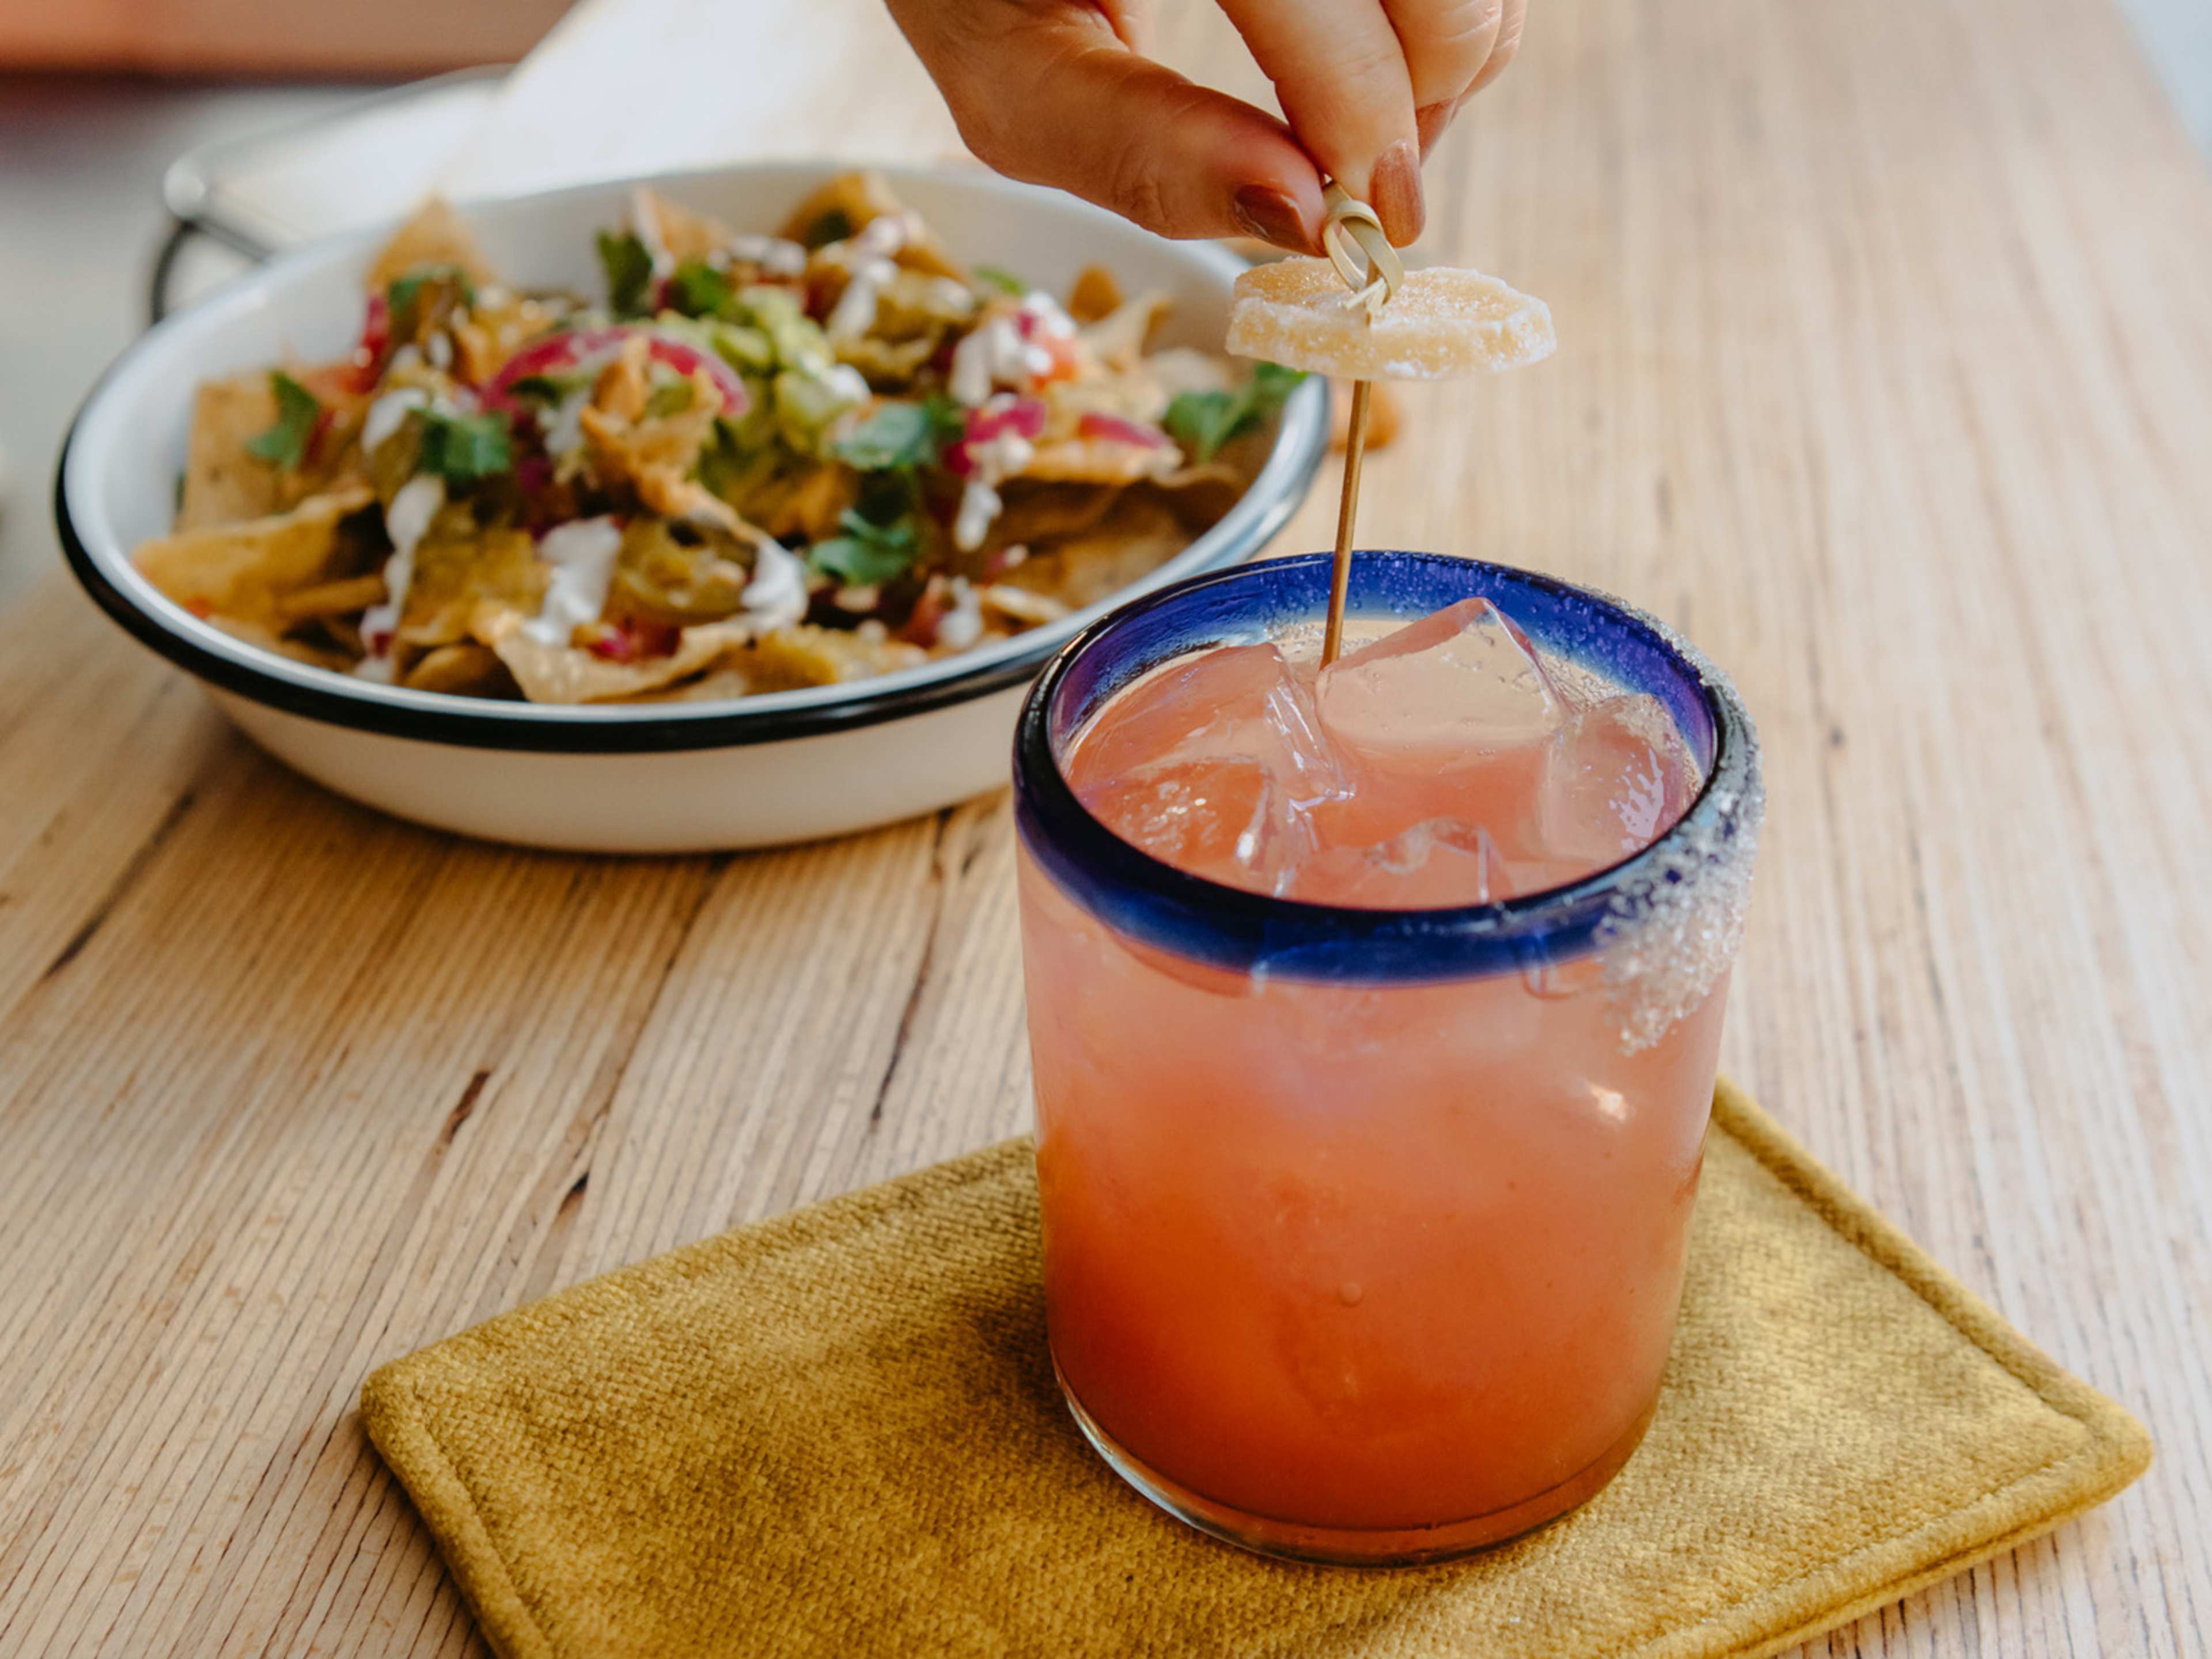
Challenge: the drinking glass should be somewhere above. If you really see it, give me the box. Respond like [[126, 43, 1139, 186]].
[[1013, 551, 1763, 1565]]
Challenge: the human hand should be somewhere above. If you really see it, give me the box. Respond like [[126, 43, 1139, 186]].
[[882, 0, 1524, 253]]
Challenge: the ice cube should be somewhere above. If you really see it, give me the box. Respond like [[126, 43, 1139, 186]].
[[1536, 694, 1696, 866], [1074, 643, 1349, 811], [1316, 598, 1568, 763], [1289, 817, 1501, 909], [1085, 757, 1304, 896]]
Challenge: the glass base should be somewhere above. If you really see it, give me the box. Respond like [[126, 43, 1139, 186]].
[[1056, 1358, 1656, 1566]]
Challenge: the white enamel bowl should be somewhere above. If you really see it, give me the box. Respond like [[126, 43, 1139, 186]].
[[58, 162, 1329, 853]]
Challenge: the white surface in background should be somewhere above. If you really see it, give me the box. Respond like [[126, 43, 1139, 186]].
[[169, 73, 504, 249], [437, 0, 967, 199], [2116, 0, 2212, 154]]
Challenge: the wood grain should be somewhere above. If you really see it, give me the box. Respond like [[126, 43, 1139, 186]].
[[5, 0, 2211, 1650]]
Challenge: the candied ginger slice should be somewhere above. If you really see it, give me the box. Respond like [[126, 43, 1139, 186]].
[[1225, 258, 1554, 382]]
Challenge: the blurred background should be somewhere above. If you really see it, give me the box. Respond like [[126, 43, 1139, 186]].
[[1, 0, 2209, 607]]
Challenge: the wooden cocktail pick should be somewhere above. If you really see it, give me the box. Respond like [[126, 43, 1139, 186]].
[[1315, 184, 1404, 666], [1225, 192, 1556, 664]]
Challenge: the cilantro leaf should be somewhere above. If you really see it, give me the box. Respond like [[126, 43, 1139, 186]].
[[1162, 361, 1308, 462], [1248, 360, 1306, 409], [244, 372, 323, 470], [416, 409, 513, 484], [596, 230, 655, 317], [1161, 390, 1238, 464], [972, 264, 1027, 297], [387, 265, 475, 336], [830, 395, 964, 472], [665, 259, 735, 320], [808, 507, 918, 586]]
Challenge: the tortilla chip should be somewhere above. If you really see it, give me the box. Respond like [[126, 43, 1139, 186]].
[[1079, 291, 1172, 373], [135, 486, 377, 627], [205, 613, 354, 672], [1141, 346, 1238, 400], [402, 529, 547, 646], [835, 334, 940, 387], [1005, 495, 1190, 609], [1149, 464, 1248, 530], [989, 482, 1121, 547], [742, 461, 858, 543], [633, 186, 732, 266], [477, 611, 753, 704], [779, 171, 963, 279], [578, 364, 747, 534], [401, 643, 513, 697], [977, 583, 1068, 630], [452, 294, 569, 386], [747, 623, 927, 687], [276, 572, 387, 624], [177, 374, 294, 529], [611, 624, 923, 702], [1021, 438, 1181, 487], [176, 368, 371, 531], [1066, 264, 1124, 325], [363, 198, 500, 294], [622, 663, 762, 704]]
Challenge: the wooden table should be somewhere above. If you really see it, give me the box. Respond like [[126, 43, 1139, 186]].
[[5, 0, 2210, 1650]]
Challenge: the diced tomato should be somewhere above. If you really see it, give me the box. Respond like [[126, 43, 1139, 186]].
[[348, 294, 391, 393], [584, 617, 682, 661], [900, 577, 949, 647], [945, 395, 1048, 478], [304, 407, 337, 467], [1031, 329, 1082, 384]]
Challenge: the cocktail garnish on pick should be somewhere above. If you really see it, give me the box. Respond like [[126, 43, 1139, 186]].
[[1318, 184, 1398, 666], [1224, 192, 1557, 662]]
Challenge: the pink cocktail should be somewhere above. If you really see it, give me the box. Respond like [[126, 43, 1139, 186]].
[[1013, 552, 1762, 1563]]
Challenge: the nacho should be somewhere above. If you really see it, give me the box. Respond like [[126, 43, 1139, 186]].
[[132, 176, 1298, 704], [1003, 495, 1190, 609], [179, 373, 326, 529], [137, 486, 377, 627], [632, 186, 733, 266], [478, 612, 755, 704], [363, 198, 500, 295]]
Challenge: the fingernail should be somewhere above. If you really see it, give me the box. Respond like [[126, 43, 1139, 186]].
[[1415, 101, 1452, 156], [1231, 184, 1317, 254], [1370, 140, 1425, 245]]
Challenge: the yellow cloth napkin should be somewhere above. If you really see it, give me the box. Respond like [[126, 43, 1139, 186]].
[[362, 1081, 2149, 1658]]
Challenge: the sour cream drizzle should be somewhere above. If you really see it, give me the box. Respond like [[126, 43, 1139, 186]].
[[723, 234, 808, 278], [936, 576, 984, 650], [523, 517, 626, 647], [362, 387, 429, 453], [825, 260, 896, 343], [357, 474, 446, 666], [948, 290, 1077, 407], [952, 415, 1037, 552], [740, 539, 809, 632]]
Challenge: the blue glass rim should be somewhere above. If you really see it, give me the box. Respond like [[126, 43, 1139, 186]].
[[1012, 550, 1761, 985]]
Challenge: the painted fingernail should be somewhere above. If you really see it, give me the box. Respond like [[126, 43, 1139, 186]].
[[1416, 101, 1453, 156], [1231, 184, 1318, 253], [1370, 140, 1425, 245]]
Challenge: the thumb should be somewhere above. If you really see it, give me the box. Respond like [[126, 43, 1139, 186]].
[[887, 0, 1325, 252]]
